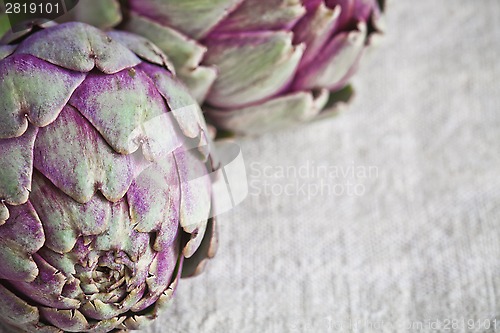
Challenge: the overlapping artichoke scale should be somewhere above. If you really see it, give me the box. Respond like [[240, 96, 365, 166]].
[[207, 89, 329, 136], [69, 69, 183, 162], [122, 12, 205, 71], [324, 0, 378, 31], [12, 253, 81, 310], [127, 0, 243, 40], [209, 0, 306, 34], [293, 22, 367, 91], [0, 53, 85, 139], [138, 62, 202, 138], [137, 61, 217, 168], [58, 0, 385, 138], [14, 22, 141, 74], [0, 51, 84, 223], [0, 284, 45, 332], [0, 126, 39, 224], [0, 202, 44, 282], [293, 2, 341, 71], [182, 218, 218, 278], [106, 30, 172, 69], [39, 306, 127, 332], [62, 1, 219, 102], [175, 147, 212, 258], [204, 31, 305, 109], [123, 260, 182, 331]]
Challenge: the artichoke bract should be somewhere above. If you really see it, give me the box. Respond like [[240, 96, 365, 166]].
[[69, 0, 385, 136], [0, 22, 217, 332]]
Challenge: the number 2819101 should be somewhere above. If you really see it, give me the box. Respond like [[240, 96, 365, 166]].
[[5, 2, 61, 15]]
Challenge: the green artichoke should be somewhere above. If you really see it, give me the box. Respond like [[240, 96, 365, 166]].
[[0, 22, 217, 332], [68, 0, 385, 135]]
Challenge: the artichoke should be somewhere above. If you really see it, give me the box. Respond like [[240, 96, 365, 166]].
[[68, 0, 385, 136], [0, 22, 217, 332]]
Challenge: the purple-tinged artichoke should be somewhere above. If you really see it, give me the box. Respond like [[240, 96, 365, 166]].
[[0, 22, 217, 332], [68, 0, 385, 136]]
